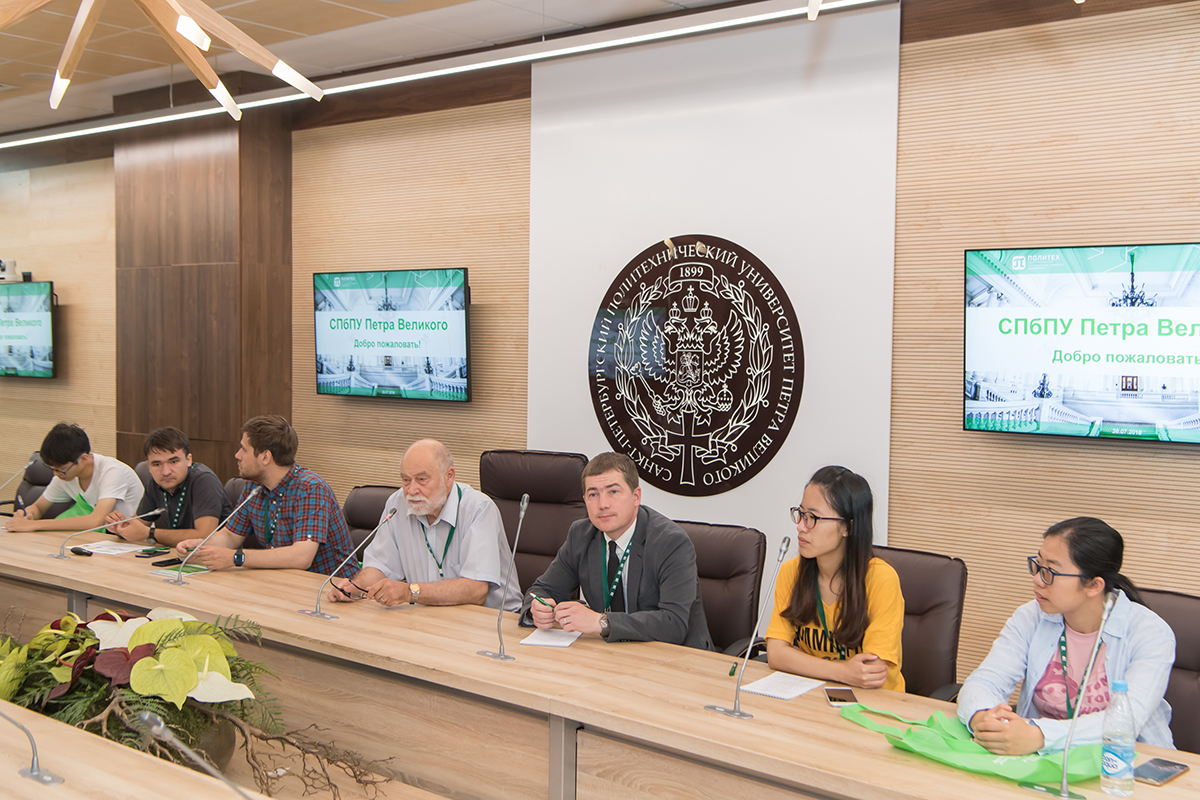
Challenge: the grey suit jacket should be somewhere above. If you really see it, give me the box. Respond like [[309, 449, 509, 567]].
[[519, 505, 713, 650]]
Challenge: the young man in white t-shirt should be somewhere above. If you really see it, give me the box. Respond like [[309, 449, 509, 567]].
[[6, 423, 144, 533]]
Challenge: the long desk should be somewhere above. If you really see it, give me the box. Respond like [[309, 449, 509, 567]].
[[1, 528, 1198, 800]]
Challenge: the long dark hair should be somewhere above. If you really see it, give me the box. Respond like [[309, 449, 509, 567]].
[[1043, 517, 1145, 605], [782, 466, 875, 651]]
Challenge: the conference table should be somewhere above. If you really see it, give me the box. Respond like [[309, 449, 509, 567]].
[[1, 528, 1197, 800]]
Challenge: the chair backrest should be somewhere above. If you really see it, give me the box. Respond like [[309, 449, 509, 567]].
[[675, 521, 765, 654], [224, 477, 248, 508], [479, 449, 588, 593], [1140, 587, 1200, 754], [12, 451, 71, 519], [342, 485, 400, 556], [873, 544, 968, 698]]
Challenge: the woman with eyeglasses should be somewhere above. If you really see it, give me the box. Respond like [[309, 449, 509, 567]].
[[764, 466, 905, 691], [958, 517, 1175, 755]]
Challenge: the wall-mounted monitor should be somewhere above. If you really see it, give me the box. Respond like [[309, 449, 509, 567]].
[[965, 244, 1200, 442], [313, 268, 470, 401], [0, 280, 55, 378]]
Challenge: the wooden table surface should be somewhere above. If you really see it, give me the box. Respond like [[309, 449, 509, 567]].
[[2, 527, 1197, 800]]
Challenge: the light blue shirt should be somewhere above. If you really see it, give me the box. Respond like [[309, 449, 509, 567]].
[[958, 591, 1175, 751]]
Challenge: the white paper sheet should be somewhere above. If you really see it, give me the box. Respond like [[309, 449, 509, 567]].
[[741, 672, 824, 700], [519, 628, 582, 647]]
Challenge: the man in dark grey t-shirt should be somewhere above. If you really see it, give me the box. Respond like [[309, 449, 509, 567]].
[[105, 427, 233, 547]]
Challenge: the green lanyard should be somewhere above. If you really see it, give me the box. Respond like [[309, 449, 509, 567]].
[[263, 494, 280, 546], [165, 483, 188, 529], [1057, 631, 1087, 719], [600, 538, 632, 613], [815, 585, 848, 660], [421, 485, 462, 579]]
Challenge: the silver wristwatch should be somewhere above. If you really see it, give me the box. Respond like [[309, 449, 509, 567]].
[[409, 583, 421, 604]]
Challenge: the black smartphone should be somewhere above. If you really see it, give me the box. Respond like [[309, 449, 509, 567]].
[[1134, 758, 1189, 786], [151, 557, 182, 567], [824, 687, 858, 706]]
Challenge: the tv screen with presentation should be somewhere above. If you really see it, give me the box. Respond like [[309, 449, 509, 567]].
[[0, 281, 54, 378], [313, 268, 470, 401], [965, 244, 1200, 442]]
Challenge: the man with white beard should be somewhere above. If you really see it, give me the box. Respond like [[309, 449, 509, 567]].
[[328, 439, 520, 611]]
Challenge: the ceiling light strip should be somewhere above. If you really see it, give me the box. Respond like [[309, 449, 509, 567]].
[[0, 0, 890, 152]]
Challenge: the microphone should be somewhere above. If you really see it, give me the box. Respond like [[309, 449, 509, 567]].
[[0, 704, 64, 785], [136, 712, 252, 800], [706, 536, 791, 720], [48, 507, 166, 559], [1019, 591, 1119, 799], [164, 486, 261, 586], [298, 507, 398, 620], [478, 492, 529, 662]]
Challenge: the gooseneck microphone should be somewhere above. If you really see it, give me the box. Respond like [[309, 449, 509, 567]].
[[298, 507, 398, 620], [136, 712, 252, 800], [164, 486, 261, 586], [478, 493, 529, 662], [0, 704, 64, 785], [1019, 591, 1119, 800], [0, 457, 35, 512], [49, 507, 166, 559], [706, 536, 791, 720]]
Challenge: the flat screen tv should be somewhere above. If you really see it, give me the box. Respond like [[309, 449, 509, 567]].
[[313, 268, 470, 401], [965, 244, 1200, 442], [0, 280, 54, 378]]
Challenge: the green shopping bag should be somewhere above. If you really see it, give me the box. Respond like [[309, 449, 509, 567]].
[[840, 703, 1103, 783], [57, 496, 94, 519]]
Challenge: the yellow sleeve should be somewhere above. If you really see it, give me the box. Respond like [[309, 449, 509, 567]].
[[863, 557, 905, 692], [764, 557, 800, 644]]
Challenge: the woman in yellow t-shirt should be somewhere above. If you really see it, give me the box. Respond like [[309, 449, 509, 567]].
[[765, 465, 905, 691]]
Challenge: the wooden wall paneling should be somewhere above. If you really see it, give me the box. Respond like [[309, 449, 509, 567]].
[[0, 133, 115, 174], [291, 99, 531, 499], [290, 63, 531, 132], [0, 159, 117, 477], [899, 0, 1194, 44], [891, 1, 1200, 681], [0, 576, 69, 642], [170, 121, 240, 266]]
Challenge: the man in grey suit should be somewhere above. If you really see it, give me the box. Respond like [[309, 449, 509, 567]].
[[519, 452, 712, 650]]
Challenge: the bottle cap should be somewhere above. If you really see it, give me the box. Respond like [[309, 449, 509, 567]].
[[1112, 680, 1128, 692]]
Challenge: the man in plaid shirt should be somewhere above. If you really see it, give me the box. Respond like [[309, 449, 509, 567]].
[[175, 415, 353, 576]]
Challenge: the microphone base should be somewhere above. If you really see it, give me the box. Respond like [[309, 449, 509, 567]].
[[20, 767, 64, 785], [704, 704, 753, 720], [298, 609, 338, 620], [47, 553, 70, 559], [162, 577, 188, 586], [1018, 782, 1084, 799], [477, 649, 515, 661]]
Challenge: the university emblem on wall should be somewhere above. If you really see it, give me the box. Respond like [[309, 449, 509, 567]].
[[589, 235, 803, 496]]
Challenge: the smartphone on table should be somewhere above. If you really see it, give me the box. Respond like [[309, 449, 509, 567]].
[[1134, 758, 1189, 786], [824, 687, 858, 706]]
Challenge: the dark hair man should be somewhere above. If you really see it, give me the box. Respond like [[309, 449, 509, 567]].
[[105, 427, 234, 547], [6, 423, 143, 534], [520, 452, 712, 649], [173, 415, 354, 575]]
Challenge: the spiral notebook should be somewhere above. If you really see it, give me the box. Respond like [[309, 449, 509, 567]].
[[742, 672, 824, 700]]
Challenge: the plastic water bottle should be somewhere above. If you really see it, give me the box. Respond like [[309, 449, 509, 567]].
[[1101, 680, 1136, 796]]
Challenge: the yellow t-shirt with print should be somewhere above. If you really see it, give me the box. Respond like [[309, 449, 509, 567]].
[[764, 556, 905, 692]]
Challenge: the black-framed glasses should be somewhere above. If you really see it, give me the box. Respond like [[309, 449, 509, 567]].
[[49, 456, 81, 477], [1027, 556, 1085, 586], [790, 507, 846, 527]]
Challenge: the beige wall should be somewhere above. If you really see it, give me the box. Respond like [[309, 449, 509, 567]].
[[291, 99, 532, 500], [0, 159, 116, 480], [890, 2, 1200, 679]]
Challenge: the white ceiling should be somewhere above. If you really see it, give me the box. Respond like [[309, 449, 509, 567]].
[[0, 0, 737, 135]]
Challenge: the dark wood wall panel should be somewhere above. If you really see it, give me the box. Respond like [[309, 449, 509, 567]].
[[900, 0, 1192, 43], [291, 63, 531, 131]]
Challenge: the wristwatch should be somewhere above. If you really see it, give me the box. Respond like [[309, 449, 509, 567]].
[[233, 548, 244, 567], [147, 523, 156, 544], [409, 583, 421, 604], [599, 613, 611, 640]]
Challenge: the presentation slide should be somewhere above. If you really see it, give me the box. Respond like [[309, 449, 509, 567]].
[[0, 282, 53, 378], [965, 245, 1200, 441], [313, 269, 469, 401]]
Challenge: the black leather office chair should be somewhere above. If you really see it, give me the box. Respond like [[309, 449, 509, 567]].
[[1141, 587, 1200, 754], [0, 452, 71, 519], [342, 485, 399, 558], [873, 545, 968, 698], [479, 449, 588, 593], [676, 521, 766, 654], [224, 476, 248, 507]]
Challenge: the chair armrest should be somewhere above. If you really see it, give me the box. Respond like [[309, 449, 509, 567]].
[[724, 636, 768, 660], [929, 683, 962, 703]]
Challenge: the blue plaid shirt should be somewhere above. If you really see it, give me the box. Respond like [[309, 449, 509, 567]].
[[226, 465, 353, 577]]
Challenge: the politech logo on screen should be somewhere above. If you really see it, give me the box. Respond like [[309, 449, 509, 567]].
[[589, 235, 803, 496]]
